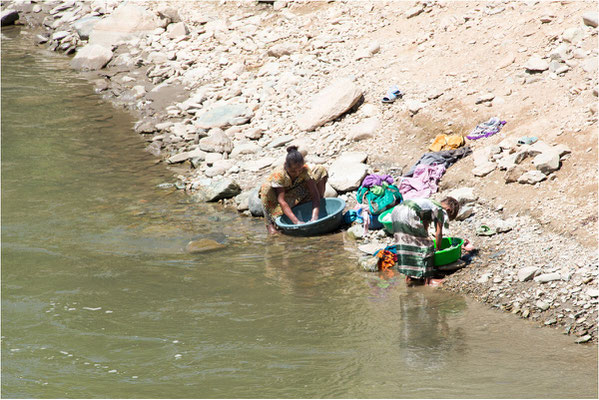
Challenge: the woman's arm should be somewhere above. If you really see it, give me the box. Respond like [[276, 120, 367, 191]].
[[435, 220, 443, 251], [306, 179, 320, 221], [276, 188, 301, 224]]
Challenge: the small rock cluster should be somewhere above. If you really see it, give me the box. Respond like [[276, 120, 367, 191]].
[[472, 138, 571, 185]]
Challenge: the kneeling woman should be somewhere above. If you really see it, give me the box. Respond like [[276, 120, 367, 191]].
[[260, 146, 328, 234], [391, 197, 460, 285]]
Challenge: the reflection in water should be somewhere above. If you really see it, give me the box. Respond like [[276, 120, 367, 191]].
[[397, 289, 467, 372], [1, 27, 597, 399]]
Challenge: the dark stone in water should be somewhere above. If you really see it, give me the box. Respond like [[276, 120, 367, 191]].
[[1, 9, 19, 26]]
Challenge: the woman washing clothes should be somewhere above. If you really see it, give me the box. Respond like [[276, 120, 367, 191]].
[[260, 146, 328, 234], [391, 197, 460, 286]]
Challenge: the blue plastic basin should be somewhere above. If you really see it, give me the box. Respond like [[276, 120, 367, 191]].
[[275, 198, 346, 236]]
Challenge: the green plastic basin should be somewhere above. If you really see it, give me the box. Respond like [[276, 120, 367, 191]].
[[433, 237, 464, 266], [378, 207, 395, 234]]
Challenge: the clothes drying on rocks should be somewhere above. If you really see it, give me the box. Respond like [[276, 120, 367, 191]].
[[356, 182, 402, 215], [467, 117, 506, 140], [398, 163, 446, 200], [428, 134, 464, 152], [406, 146, 472, 177], [361, 173, 394, 188]]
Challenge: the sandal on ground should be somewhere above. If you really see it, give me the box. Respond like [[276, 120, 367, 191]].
[[382, 85, 403, 103], [517, 136, 538, 145], [476, 225, 496, 236]]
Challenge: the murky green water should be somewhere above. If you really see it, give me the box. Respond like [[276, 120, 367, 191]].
[[2, 27, 597, 399]]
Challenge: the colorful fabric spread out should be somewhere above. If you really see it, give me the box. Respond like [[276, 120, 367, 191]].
[[260, 164, 328, 224], [361, 174, 394, 188], [356, 182, 402, 215], [428, 134, 464, 152], [398, 163, 446, 200], [375, 248, 398, 272], [467, 117, 506, 140], [406, 146, 472, 177], [390, 198, 449, 279]]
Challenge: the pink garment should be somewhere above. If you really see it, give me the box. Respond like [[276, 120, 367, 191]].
[[398, 163, 446, 200]]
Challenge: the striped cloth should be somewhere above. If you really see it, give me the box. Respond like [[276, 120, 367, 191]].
[[391, 199, 448, 279]]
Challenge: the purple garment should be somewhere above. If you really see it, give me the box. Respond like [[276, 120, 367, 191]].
[[467, 117, 507, 140], [361, 174, 394, 188], [398, 163, 446, 200]]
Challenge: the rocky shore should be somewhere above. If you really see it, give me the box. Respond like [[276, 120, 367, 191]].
[[3, 0, 597, 344]]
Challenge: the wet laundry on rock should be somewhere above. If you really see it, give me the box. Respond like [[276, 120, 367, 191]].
[[398, 163, 446, 200], [428, 134, 464, 152], [467, 117, 506, 140], [406, 146, 472, 177], [361, 174, 394, 188]]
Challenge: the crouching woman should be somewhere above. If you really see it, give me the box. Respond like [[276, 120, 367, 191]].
[[260, 146, 328, 234], [391, 197, 460, 286]]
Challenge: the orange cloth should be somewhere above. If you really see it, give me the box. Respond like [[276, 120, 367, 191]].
[[428, 134, 464, 152]]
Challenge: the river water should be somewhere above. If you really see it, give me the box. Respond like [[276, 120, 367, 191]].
[[1, 27, 597, 399]]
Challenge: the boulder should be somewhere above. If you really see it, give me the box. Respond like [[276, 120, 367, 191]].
[[248, 187, 264, 217], [241, 157, 276, 172], [446, 187, 477, 205], [349, 117, 380, 141], [524, 55, 549, 72], [562, 27, 585, 44], [455, 204, 474, 221], [199, 129, 233, 154], [1, 9, 19, 26], [89, 4, 163, 47], [296, 78, 363, 131], [582, 11, 598, 28], [267, 134, 294, 149], [166, 21, 188, 39], [533, 150, 560, 174], [230, 142, 261, 158], [335, 151, 368, 164], [167, 148, 206, 164], [196, 104, 252, 130], [518, 267, 539, 282], [71, 44, 113, 71], [328, 159, 368, 192], [324, 182, 338, 198], [73, 16, 101, 41], [472, 161, 496, 177], [518, 170, 546, 184], [534, 273, 562, 283], [504, 165, 527, 183], [193, 178, 241, 202]]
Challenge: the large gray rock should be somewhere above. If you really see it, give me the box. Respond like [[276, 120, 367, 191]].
[[524, 55, 549, 72], [582, 11, 598, 28], [518, 170, 546, 184], [71, 44, 114, 71], [328, 159, 368, 192], [472, 161, 496, 177], [562, 27, 585, 44], [534, 273, 562, 283], [349, 117, 380, 141], [296, 78, 363, 131], [167, 148, 206, 164], [89, 4, 163, 47], [166, 22, 188, 39], [199, 129, 234, 154], [533, 150, 560, 174], [1, 9, 19, 26], [446, 187, 477, 205], [193, 178, 241, 202], [230, 142, 261, 158], [518, 267, 539, 282], [73, 16, 101, 41], [196, 104, 252, 130], [248, 187, 264, 217]]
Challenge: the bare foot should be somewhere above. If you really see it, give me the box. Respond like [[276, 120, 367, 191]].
[[425, 278, 444, 287], [405, 277, 425, 286], [266, 224, 278, 235]]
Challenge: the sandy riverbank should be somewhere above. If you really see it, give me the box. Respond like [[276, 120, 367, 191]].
[[3, 0, 597, 344]]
